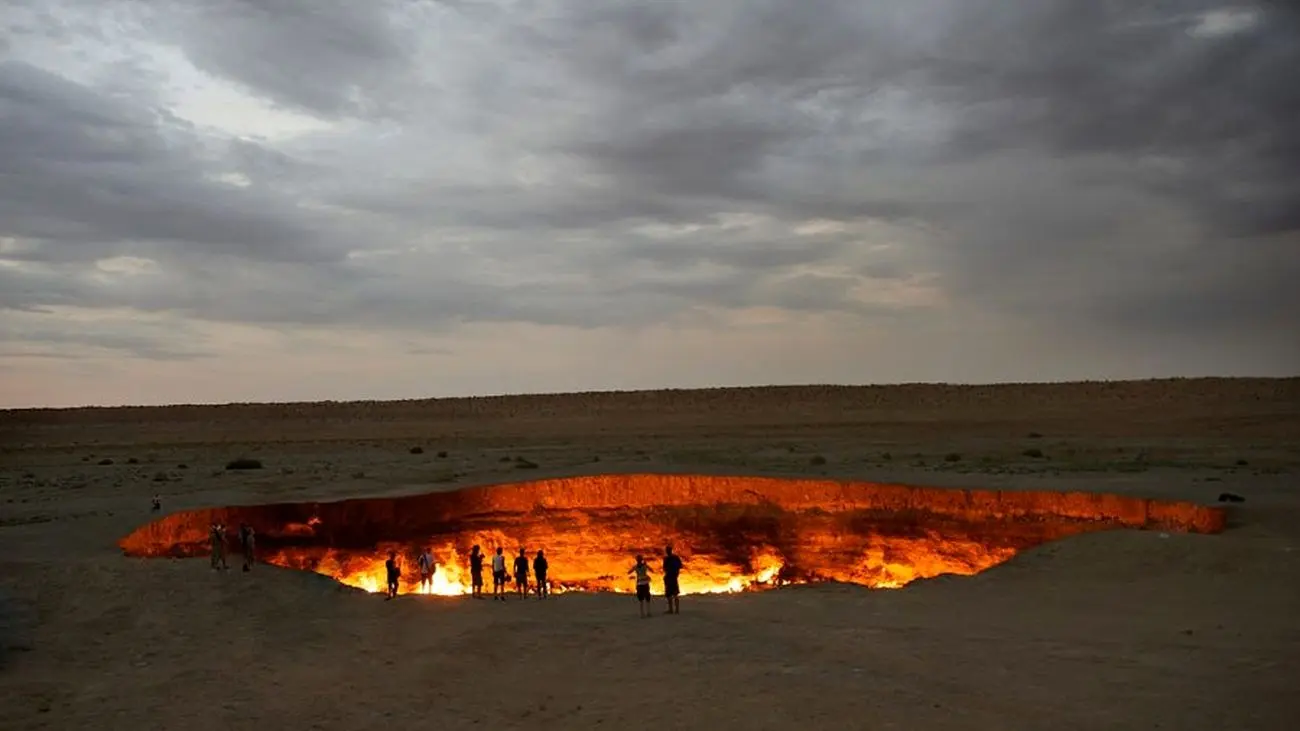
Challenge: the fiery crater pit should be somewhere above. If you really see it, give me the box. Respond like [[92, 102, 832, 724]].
[[119, 474, 1225, 596]]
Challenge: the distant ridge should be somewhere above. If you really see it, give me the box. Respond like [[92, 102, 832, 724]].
[[2, 376, 1297, 414]]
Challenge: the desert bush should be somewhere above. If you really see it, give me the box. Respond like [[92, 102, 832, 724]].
[[944, 452, 962, 462], [409, 446, 424, 454], [1235, 458, 1249, 466], [515, 457, 539, 469], [97, 458, 114, 466], [1022, 448, 1044, 459], [881, 452, 892, 461], [225, 458, 263, 471], [436, 451, 448, 458], [177, 464, 188, 470], [126, 457, 139, 464], [809, 454, 827, 466], [1027, 432, 1044, 439]]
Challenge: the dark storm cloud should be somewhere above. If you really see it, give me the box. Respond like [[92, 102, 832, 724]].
[[907, 2, 1300, 336], [921, 1, 1300, 240], [159, 0, 419, 119], [0, 60, 347, 264], [1, 0, 1296, 359]]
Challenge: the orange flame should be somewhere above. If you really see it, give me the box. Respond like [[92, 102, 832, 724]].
[[259, 531, 1018, 597], [117, 474, 1225, 597]]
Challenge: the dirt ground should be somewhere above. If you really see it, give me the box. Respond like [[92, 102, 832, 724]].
[[2, 378, 1299, 730]]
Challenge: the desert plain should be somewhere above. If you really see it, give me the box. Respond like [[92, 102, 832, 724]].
[[1, 377, 1299, 730]]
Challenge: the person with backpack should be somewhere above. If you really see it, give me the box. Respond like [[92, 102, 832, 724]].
[[628, 555, 654, 618]]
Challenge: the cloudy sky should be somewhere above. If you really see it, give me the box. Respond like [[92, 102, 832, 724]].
[[1, 1, 1297, 408]]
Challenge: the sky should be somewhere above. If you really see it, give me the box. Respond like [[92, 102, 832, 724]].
[[1, 1, 1297, 408]]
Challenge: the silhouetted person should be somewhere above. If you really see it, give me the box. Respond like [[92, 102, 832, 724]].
[[239, 523, 256, 572], [470, 545, 485, 599], [491, 547, 508, 601], [663, 544, 683, 614], [385, 551, 400, 600], [629, 555, 654, 618], [417, 547, 436, 593], [209, 523, 228, 570], [533, 550, 549, 599], [151, 494, 161, 512], [513, 548, 530, 598]]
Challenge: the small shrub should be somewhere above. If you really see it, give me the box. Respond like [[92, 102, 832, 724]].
[[177, 464, 188, 470], [881, 452, 892, 461], [592, 455, 601, 462], [514, 457, 539, 469], [225, 458, 263, 471], [126, 457, 139, 464], [436, 451, 448, 458], [499, 456, 512, 463], [351, 471, 366, 479], [1235, 458, 1249, 466], [1022, 448, 1044, 459], [97, 458, 114, 466], [1027, 432, 1044, 439], [152, 472, 169, 482], [809, 454, 827, 466], [944, 452, 962, 462], [409, 446, 424, 455]]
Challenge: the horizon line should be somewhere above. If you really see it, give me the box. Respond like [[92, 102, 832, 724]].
[[3, 374, 1296, 414]]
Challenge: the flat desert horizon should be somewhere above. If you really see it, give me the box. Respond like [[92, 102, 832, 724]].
[[3, 377, 1299, 730]]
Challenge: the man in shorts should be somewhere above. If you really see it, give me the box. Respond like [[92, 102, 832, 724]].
[[629, 554, 654, 618], [469, 545, 485, 599], [662, 544, 683, 614], [512, 547, 530, 599], [491, 547, 508, 601]]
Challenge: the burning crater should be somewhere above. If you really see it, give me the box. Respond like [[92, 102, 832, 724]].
[[119, 474, 1225, 596]]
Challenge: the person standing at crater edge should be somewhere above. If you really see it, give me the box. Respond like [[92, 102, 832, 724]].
[[491, 547, 508, 601], [385, 551, 401, 600], [417, 547, 436, 593], [663, 544, 683, 614], [513, 547, 530, 599], [469, 545, 485, 599], [239, 523, 256, 572], [629, 555, 654, 619], [209, 523, 228, 571], [533, 549, 549, 599]]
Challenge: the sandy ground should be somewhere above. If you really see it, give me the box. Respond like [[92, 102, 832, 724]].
[[2, 378, 1299, 730]]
